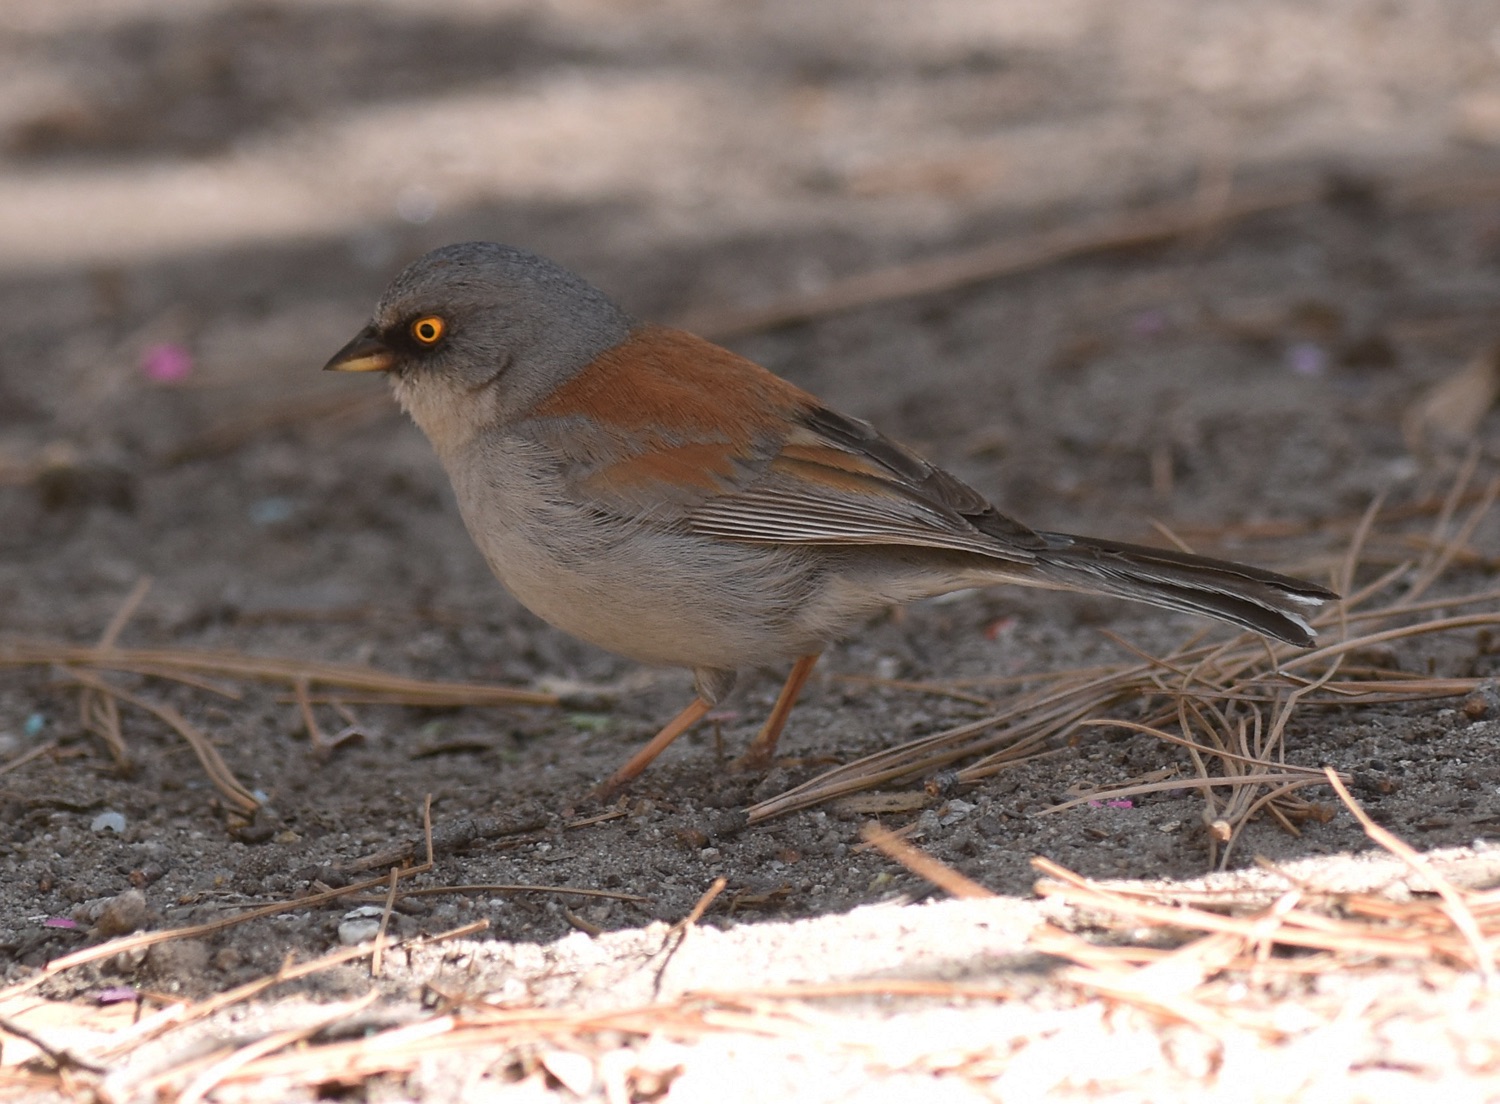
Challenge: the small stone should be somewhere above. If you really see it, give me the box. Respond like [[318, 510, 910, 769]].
[[540, 1050, 595, 1096], [92, 888, 151, 937], [704, 809, 748, 839], [673, 827, 709, 849], [91, 811, 126, 834], [338, 905, 384, 945], [338, 919, 380, 945], [975, 814, 1007, 838], [128, 864, 167, 888], [938, 799, 975, 826], [212, 948, 243, 972], [145, 939, 211, 983]]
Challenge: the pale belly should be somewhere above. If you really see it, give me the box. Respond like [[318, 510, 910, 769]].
[[444, 444, 820, 669], [485, 520, 822, 669], [443, 437, 989, 672]]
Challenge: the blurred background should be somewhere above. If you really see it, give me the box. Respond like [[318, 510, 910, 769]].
[[5, 0, 1500, 266], [4, 0, 1499, 313]]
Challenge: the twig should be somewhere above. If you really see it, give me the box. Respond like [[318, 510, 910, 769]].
[[0, 739, 58, 778], [860, 822, 994, 900], [173, 994, 379, 1104], [371, 867, 400, 978], [293, 676, 328, 754], [96, 921, 487, 1061], [398, 884, 647, 903], [1323, 768, 1495, 981], [2, 641, 560, 708], [677, 182, 1321, 338], [652, 877, 728, 998], [98, 577, 153, 651], [58, 669, 259, 814], [0, 1015, 107, 1074]]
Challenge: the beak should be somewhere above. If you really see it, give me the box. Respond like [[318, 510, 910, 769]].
[[323, 325, 396, 373]]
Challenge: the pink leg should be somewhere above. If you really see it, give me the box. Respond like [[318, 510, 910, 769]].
[[591, 695, 713, 800], [737, 653, 821, 769]]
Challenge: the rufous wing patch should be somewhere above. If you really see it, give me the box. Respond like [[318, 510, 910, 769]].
[[585, 440, 746, 497], [531, 325, 814, 447]]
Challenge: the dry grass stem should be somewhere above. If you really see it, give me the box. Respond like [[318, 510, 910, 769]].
[[1322, 768, 1495, 982], [0, 739, 59, 778], [859, 822, 996, 899], [673, 170, 1500, 344], [162, 389, 394, 466], [74, 577, 155, 769], [0, 798, 437, 1010], [652, 877, 730, 996], [831, 673, 998, 707], [91, 921, 488, 1079], [170, 995, 380, 1104], [1033, 782, 1500, 978], [397, 883, 648, 904], [0, 642, 561, 708], [370, 867, 401, 978], [60, 668, 260, 814], [0, 639, 561, 803], [97, 577, 153, 652], [293, 674, 328, 753], [679, 181, 1322, 338]]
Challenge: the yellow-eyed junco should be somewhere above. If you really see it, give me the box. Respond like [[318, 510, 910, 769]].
[[325, 242, 1336, 795]]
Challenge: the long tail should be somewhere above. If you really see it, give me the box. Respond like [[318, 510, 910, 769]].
[[1030, 532, 1337, 647]]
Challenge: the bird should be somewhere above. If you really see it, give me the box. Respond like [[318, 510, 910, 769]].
[[324, 241, 1337, 797]]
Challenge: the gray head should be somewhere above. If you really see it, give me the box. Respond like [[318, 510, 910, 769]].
[[324, 242, 633, 448]]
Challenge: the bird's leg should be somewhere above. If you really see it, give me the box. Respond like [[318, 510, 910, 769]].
[[590, 696, 714, 801], [736, 653, 821, 770]]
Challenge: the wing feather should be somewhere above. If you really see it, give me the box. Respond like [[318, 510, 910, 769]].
[[524, 327, 1042, 564], [682, 408, 1042, 564]]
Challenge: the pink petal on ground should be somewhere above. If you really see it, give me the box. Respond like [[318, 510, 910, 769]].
[[141, 343, 194, 382]]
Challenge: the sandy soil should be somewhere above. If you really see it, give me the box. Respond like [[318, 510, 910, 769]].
[[1, 1, 1499, 1100]]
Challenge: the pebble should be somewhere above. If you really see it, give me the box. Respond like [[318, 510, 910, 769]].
[[145, 939, 211, 982], [92, 888, 151, 937], [91, 811, 127, 834], [338, 905, 385, 945], [939, 799, 976, 826], [539, 1050, 595, 1097]]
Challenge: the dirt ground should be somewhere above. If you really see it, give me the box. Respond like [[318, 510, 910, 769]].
[[2, 1, 1500, 1100]]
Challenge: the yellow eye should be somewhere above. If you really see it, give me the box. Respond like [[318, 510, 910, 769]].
[[410, 315, 445, 345]]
